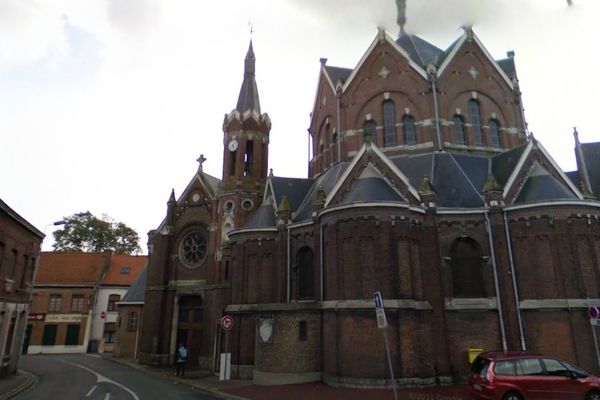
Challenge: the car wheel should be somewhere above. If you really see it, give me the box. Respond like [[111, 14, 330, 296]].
[[503, 392, 523, 400], [587, 390, 600, 400]]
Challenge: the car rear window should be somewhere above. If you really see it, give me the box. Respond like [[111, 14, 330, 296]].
[[471, 356, 490, 374], [516, 358, 544, 375], [494, 360, 516, 375]]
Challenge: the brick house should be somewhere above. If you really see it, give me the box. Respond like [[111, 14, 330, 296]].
[[140, 28, 600, 387], [29, 252, 145, 354], [92, 254, 146, 353], [114, 266, 147, 359], [0, 198, 43, 378]]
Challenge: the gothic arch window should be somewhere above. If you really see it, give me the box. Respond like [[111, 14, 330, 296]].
[[382, 100, 397, 146], [449, 237, 485, 297], [452, 115, 466, 145], [363, 120, 376, 143], [244, 141, 253, 176], [489, 119, 502, 148], [403, 115, 416, 145], [295, 247, 315, 300], [469, 99, 483, 146]]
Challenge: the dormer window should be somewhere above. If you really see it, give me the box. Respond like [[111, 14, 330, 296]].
[[402, 115, 416, 145], [489, 119, 501, 148], [469, 99, 483, 146], [452, 115, 466, 145], [382, 100, 397, 146]]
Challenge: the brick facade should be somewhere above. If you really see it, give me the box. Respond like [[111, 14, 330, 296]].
[[141, 28, 600, 388], [0, 199, 43, 378]]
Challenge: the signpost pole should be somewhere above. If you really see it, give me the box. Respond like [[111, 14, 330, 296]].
[[588, 306, 600, 371], [219, 315, 234, 381], [374, 292, 398, 400], [592, 320, 600, 371]]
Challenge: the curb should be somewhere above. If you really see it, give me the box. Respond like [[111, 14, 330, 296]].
[[104, 356, 247, 400], [0, 370, 36, 400]]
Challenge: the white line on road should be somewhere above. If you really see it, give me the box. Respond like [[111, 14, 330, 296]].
[[86, 385, 97, 397], [59, 360, 140, 400], [104, 393, 111, 400]]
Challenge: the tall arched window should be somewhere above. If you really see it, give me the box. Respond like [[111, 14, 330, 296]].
[[489, 119, 501, 148], [244, 141, 253, 176], [295, 247, 315, 300], [402, 115, 416, 145], [449, 237, 485, 297], [363, 120, 376, 143], [382, 100, 397, 146], [469, 99, 483, 146], [452, 115, 466, 145]]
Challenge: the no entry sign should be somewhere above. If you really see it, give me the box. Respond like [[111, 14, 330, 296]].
[[221, 315, 234, 331]]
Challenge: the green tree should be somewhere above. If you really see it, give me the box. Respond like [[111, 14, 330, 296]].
[[53, 211, 142, 255]]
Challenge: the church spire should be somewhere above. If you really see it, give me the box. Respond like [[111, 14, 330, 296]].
[[236, 40, 261, 114]]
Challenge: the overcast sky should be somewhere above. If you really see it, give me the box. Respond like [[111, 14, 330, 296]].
[[1, 0, 598, 252]]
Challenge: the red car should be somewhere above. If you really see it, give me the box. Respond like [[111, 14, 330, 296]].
[[469, 351, 600, 400]]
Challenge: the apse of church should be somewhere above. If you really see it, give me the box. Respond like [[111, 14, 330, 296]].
[[139, 14, 600, 388]]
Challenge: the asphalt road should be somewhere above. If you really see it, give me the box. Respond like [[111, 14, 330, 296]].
[[16, 354, 221, 400]]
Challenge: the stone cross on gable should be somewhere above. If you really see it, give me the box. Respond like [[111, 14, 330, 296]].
[[196, 154, 207, 172]]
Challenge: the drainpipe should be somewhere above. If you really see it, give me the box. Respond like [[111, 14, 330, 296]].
[[427, 64, 443, 151], [503, 211, 526, 351], [484, 212, 508, 352], [287, 225, 291, 303], [336, 84, 342, 163], [320, 221, 324, 301]]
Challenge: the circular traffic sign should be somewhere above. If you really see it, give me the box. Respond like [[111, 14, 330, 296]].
[[221, 315, 234, 331], [589, 306, 600, 319], [101, 311, 106, 319]]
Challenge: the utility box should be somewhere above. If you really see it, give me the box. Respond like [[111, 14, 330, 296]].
[[468, 348, 484, 364]]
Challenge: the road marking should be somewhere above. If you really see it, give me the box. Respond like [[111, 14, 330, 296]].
[[86, 385, 97, 397], [104, 393, 111, 400], [59, 360, 140, 400]]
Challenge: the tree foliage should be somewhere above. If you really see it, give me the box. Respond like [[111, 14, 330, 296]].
[[53, 211, 142, 255]]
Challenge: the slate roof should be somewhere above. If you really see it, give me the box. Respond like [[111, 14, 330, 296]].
[[395, 33, 443, 68], [236, 41, 261, 114], [580, 142, 600, 197], [295, 163, 349, 221], [325, 66, 353, 86], [270, 176, 314, 212], [497, 57, 517, 79], [491, 143, 528, 187], [341, 164, 406, 204], [243, 202, 276, 229], [201, 172, 221, 196], [515, 164, 578, 204], [120, 265, 148, 303]]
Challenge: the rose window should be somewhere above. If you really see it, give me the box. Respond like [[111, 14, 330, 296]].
[[179, 231, 207, 268]]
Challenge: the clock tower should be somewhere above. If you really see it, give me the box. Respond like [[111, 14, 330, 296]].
[[217, 40, 271, 257]]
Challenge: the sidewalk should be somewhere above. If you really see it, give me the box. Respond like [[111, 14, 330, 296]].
[[0, 370, 36, 400], [106, 355, 472, 400]]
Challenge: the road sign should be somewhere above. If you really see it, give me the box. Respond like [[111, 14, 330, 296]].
[[591, 319, 600, 327], [100, 311, 106, 319], [589, 306, 600, 319], [27, 313, 45, 322], [374, 291, 388, 329], [221, 315, 234, 331]]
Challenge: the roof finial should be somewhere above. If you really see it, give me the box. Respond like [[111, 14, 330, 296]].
[[196, 154, 207, 172], [396, 0, 407, 36], [573, 126, 580, 144], [249, 21, 254, 38]]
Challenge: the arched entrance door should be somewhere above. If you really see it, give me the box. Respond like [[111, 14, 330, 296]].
[[177, 296, 203, 366]]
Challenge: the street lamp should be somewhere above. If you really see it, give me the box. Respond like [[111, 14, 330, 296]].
[[42, 220, 66, 251]]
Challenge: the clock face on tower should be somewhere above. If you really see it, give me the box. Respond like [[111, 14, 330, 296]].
[[228, 139, 238, 152]]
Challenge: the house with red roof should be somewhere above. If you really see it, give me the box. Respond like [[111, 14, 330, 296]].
[[28, 252, 146, 354]]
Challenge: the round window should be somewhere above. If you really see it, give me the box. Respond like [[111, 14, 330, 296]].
[[242, 199, 254, 211], [224, 200, 234, 212], [179, 230, 207, 268]]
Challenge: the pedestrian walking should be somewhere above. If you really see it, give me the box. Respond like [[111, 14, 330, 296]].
[[176, 343, 188, 377]]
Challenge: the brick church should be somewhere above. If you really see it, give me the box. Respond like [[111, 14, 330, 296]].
[[139, 26, 600, 386]]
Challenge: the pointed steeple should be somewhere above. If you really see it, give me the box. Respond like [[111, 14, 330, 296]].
[[236, 40, 261, 114]]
